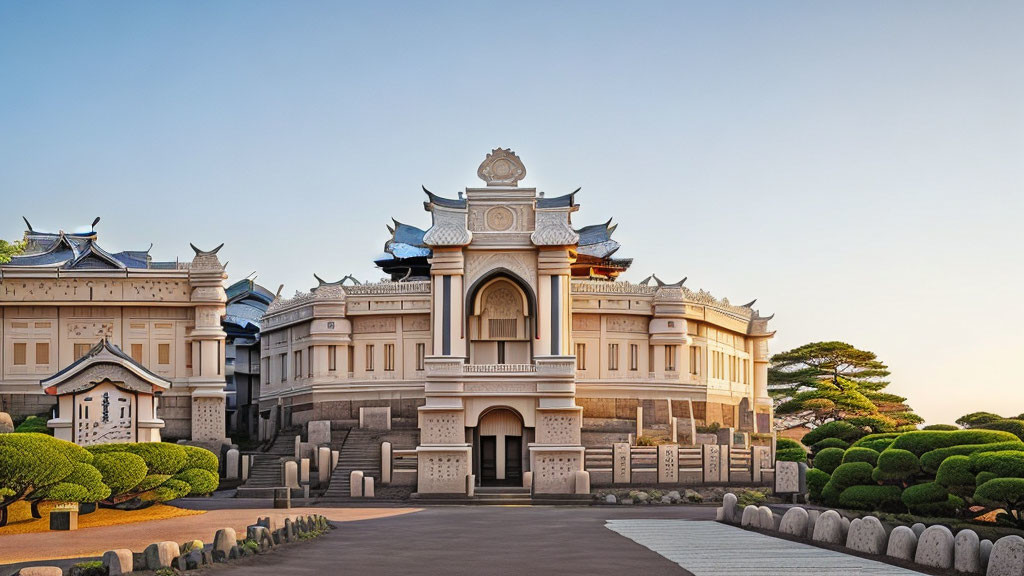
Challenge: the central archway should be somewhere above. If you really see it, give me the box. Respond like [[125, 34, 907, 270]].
[[474, 407, 526, 486]]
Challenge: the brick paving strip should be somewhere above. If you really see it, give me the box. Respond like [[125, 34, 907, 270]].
[[606, 520, 928, 575], [0, 507, 421, 565]]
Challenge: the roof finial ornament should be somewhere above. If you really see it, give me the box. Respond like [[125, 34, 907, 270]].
[[276, 284, 284, 298], [477, 148, 526, 187], [22, 216, 33, 232], [639, 275, 653, 286], [742, 299, 757, 308], [91, 217, 101, 231]]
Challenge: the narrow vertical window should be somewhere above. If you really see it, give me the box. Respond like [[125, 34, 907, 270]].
[[35, 342, 49, 365], [74, 343, 91, 361], [294, 351, 302, 378], [308, 348, 313, 377], [629, 344, 638, 371], [689, 346, 700, 375], [608, 343, 619, 371], [416, 343, 425, 371], [366, 344, 374, 371], [158, 343, 170, 365], [131, 343, 143, 363], [665, 345, 677, 372], [575, 343, 586, 370], [185, 343, 193, 369], [384, 344, 395, 371], [497, 341, 506, 365], [280, 353, 287, 381], [13, 343, 26, 365], [329, 345, 337, 372]]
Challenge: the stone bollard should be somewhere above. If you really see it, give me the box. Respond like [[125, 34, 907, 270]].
[[886, 525, 918, 561], [364, 476, 375, 498], [915, 525, 954, 569], [242, 454, 251, 481], [143, 541, 179, 570], [523, 471, 533, 492], [213, 527, 237, 562], [318, 447, 332, 484], [381, 441, 393, 484], [294, 435, 301, 459], [332, 450, 339, 470], [350, 470, 364, 498], [14, 568, 62, 576], [980, 539, 993, 571], [812, 510, 845, 545], [300, 458, 310, 485], [722, 493, 738, 523], [986, 535, 1024, 576], [226, 448, 240, 479], [574, 470, 591, 495], [102, 549, 133, 576], [284, 460, 299, 489], [466, 474, 475, 497], [740, 505, 759, 527], [846, 516, 887, 555], [756, 506, 773, 530], [284, 518, 295, 542], [778, 507, 808, 536], [954, 528, 981, 574]]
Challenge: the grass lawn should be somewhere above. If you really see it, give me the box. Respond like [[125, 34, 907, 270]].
[[0, 501, 204, 535]]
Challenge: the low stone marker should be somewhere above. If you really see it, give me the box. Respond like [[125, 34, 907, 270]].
[[774, 461, 805, 496], [740, 505, 759, 527], [887, 525, 918, 560], [811, 510, 845, 545], [915, 524, 954, 569], [846, 516, 887, 555], [381, 441, 392, 484], [14, 567, 62, 576], [954, 528, 981, 573], [805, 509, 820, 539], [722, 492, 738, 523], [318, 447, 332, 484], [294, 435, 301, 459], [350, 470, 364, 497], [523, 471, 533, 491], [300, 458, 310, 484], [102, 549, 133, 576], [574, 470, 590, 494], [143, 541, 179, 570], [242, 454, 250, 481], [284, 518, 295, 541], [657, 444, 679, 484], [613, 442, 630, 484], [308, 420, 331, 445], [911, 522, 926, 537], [364, 476, 375, 498], [49, 506, 78, 531], [226, 448, 240, 479], [981, 538, 993, 570], [213, 527, 237, 561], [284, 460, 299, 489], [756, 506, 773, 530], [986, 535, 1024, 576], [332, 450, 339, 469], [779, 506, 808, 536]]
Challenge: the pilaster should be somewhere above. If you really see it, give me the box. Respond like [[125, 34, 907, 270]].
[[187, 244, 228, 444]]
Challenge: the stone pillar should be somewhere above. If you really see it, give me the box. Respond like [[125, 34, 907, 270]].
[[381, 441, 392, 485], [349, 471, 364, 498], [241, 455, 250, 481], [317, 447, 331, 484], [283, 461, 299, 489], [750, 336, 774, 434], [535, 248, 573, 357], [225, 449, 239, 479], [187, 244, 228, 445], [635, 405, 644, 439], [752, 445, 771, 483], [416, 390, 471, 495], [299, 458, 310, 485], [658, 444, 679, 484], [428, 249, 466, 359], [529, 357, 584, 495], [613, 442, 631, 484]]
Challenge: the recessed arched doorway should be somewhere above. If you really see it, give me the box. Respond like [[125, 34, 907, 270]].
[[475, 407, 525, 486]]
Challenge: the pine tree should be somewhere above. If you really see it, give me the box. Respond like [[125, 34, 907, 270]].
[[769, 341, 921, 431]]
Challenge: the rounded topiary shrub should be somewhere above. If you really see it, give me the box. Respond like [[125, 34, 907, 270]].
[[970, 450, 1024, 478], [801, 421, 865, 448], [180, 445, 219, 474], [776, 438, 803, 452], [979, 420, 1024, 441], [919, 441, 1024, 474], [973, 478, 1024, 527], [806, 468, 830, 501], [890, 430, 1020, 456], [976, 471, 999, 486], [828, 461, 875, 492], [14, 415, 51, 434], [133, 474, 172, 493], [839, 484, 905, 512], [923, 424, 959, 431], [776, 447, 808, 463], [813, 447, 846, 474], [811, 437, 850, 454], [935, 455, 976, 498], [149, 478, 191, 502], [91, 452, 148, 497], [873, 449, 920, 483], [851, 433, 900, 453], [172, 468, 219, 496], [902, 481, 963, 516], [88, 442, 188, 476], [842, 447, 880, 466]]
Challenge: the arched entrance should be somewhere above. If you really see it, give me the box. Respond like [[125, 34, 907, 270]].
[[475, 407, 525, 486]]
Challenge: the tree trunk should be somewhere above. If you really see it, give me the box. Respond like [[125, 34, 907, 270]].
[[0, 505, 7, 528], [30, 499, 41, 519]]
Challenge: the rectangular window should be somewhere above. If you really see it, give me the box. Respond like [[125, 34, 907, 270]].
[[158, 343, 170, 365], [294, 351, 302, 378], [575, 343, 586, 370], [689, 346, 700, 375], [35, 342, 49, 365], [629, 344, 638, 371], [13, 343, 26, 365], [329, 346, 337, 372], [131, 343, 143, 363], [308, 348, 313, 377], [665, 345, 677, 372], [743, 358, 748, 384], [280, 353, 287, 381], [366, 344, 374, 371], [73, 343, 91, 360], [384, 344, 395, 371], [608, 343, 619, 371], [497, 341, 506, 364], [185, 343, 193, 369], [416, 343, 425, 371]]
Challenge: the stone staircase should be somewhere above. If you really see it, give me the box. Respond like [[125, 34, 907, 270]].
[[235, 430, 300, 498], [317, 427, 418, 502]]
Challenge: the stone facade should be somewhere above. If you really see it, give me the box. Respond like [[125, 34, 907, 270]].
[[257, 149, 774, 494]]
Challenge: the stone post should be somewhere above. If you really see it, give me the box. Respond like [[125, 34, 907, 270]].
[[752, 445, 770, 483], [225, 449, 239, 479], [363, 476, 375, 498], [317, 447, 331, 484], [658, 444, 679, 484], [299, 458, 310, 485], [635, 405, 644, 439], [241, 454, 250, 481], [283, 461, 298, 489], [613, 442, 631, 484], [186, 244, 228, 444], [381, 441, 392, 485], [350, 471, 364, 498]]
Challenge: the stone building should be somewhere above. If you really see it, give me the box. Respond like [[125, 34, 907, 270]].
[[259, 148, 775, 494], [223, 278, 274, 439], [0, 220, 229, 444]]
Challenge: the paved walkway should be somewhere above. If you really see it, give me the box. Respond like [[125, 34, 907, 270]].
[[0, 507, 419, 566], [606, 519, 927, 575]]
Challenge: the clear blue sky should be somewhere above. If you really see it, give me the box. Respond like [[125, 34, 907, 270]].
[[1, 1, 1021, 425]]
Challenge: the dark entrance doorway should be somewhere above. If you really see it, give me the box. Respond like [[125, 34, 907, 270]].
[[481, 436, 497, 481], [479, 435, 523, 485], [505, 436, 522, 482]]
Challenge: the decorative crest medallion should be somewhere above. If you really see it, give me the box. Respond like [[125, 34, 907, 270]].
[[477, 148, 526, 187]]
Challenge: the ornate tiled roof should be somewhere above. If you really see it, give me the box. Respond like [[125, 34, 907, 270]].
[[7, 218, 174, 270]]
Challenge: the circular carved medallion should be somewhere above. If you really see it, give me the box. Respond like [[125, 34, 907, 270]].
[[486, 207, 514, 231]]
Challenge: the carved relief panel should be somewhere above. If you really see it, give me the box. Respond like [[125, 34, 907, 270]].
[[73, 381, 137, 445]]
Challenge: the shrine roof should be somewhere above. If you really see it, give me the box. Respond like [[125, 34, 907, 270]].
[[41, 338, 171, 394], [8, 219, 175, 270]]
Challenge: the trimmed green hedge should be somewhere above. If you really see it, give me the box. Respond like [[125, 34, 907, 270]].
[[801, 421, 865, 448], [91, 452, 148, 496], [813, 447, 845, 474], [979, 420, 1024, 441], [88, 443, 189, 475], [776, 438, 803, 452], [976, 471, 999, 486], [34, 461, 111, 503], [150, 478, 191, 502], [172, 468, 219, 496], [806, 468, 830, 501], [821, 462, 874, 507], [969, 451, 1024, 478], [14, 416, 51, 434], [935, 455, 975, 497], [873, 449, 920, 483], [919, 441, 1024, 474], [850, 433, 901, 452], [811, 438, 850, 454], [902, 482, 963, 516], [839, 485, 904, 512], [134, 474, 172, 492], [776, 448, 808, 463], [842, 447, 880, 466], [181, 445, 219, 474], [973, 478, 1024, 527], [923, 424, 959, 431], [889, 430, 1020, 456]]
